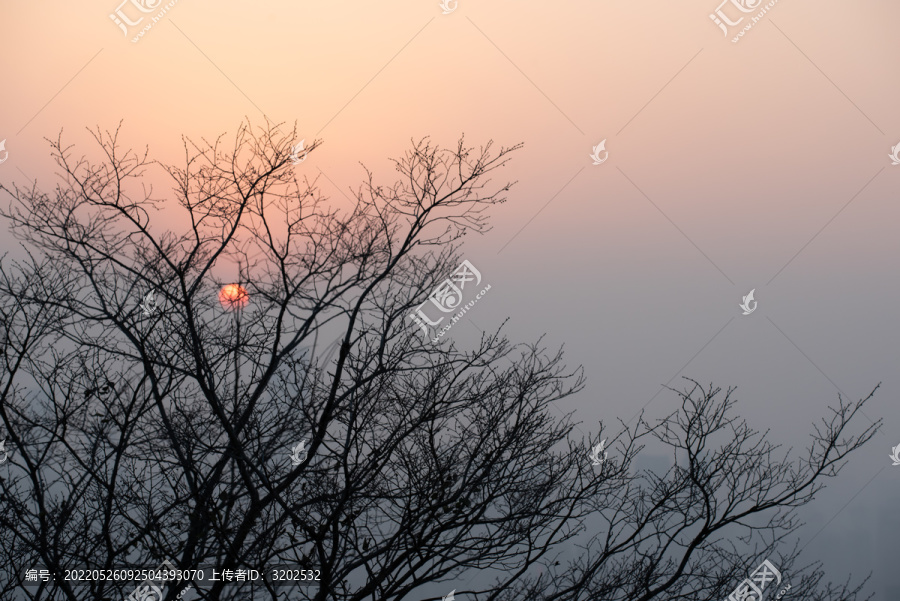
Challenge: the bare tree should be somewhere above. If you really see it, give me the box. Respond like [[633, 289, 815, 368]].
[[0, 122, 880, 601]]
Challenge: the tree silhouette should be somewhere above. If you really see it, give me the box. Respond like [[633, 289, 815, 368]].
[[0, 122, 880, 601]]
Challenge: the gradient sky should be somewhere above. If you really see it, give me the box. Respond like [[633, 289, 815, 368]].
[[2, 0, 899, 597]]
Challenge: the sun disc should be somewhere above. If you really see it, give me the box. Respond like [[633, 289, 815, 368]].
[[219, 284, 249, 310]]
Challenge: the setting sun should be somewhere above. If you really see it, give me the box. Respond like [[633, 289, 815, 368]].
[[218, 284, 249, 310]]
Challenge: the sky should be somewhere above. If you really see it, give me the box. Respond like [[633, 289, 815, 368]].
[[1, 0, 899, 597]]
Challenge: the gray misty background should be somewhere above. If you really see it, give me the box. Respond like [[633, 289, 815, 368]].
[[1, 0, 899, 598]]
